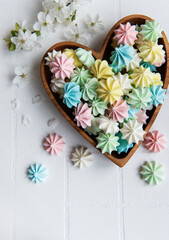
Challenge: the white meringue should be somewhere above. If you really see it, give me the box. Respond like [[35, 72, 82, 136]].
[[50, 78, 65, 93], [97, 115, 119, 135], [71, 146, 92, 168], [125, 49, 142, 72], [120, 119, 145, 144], [113, 73, 132, 95], [45, 50, 62, 66]]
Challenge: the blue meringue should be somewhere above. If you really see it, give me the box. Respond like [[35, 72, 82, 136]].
[[110, 44, 135, 73], [127, 105, 139, 120], [27, 163, 47, 183], [62, 82, 82, 108], [140, 60, 157, 72], [116, 132, 133, 154], [149, 84, 166, 107]]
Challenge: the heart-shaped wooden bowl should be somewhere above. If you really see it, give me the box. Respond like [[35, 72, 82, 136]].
[[41, 14, 169, 167]]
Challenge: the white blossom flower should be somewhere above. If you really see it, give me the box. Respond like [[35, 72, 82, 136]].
[[11, 29, 38, 51], [49, 1, 67, 24], [33, 12, 54, 37], [13, 66, 32, 88], [42, 0, 59, 12], [67, 0, 91, 7], [62, 4, 77, 26], [85, 14, 105, 37], [64, 24, 87, 44]]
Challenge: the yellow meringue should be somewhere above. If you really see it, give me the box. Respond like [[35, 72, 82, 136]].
[[130, 66, 154, 87], [63, 48, 82, 67], [152, 72, 163, 86], [139, 41, 165, 65], [91, 59, 113, 80], [97, 77, 123, 104]]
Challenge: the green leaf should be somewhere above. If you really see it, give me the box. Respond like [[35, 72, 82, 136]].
[[15, 23, 21, 30], [9, 42, 16, 51], [71, 14, 76, 22], [11, 30, 18, 37], [3, 38, 11, 43], [71, 10, 77, 22]]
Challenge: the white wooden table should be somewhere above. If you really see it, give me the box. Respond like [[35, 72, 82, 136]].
[[1, 0, 169, 239]]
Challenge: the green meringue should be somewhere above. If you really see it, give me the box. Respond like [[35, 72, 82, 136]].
[[140, 161, 164, 185], [70, 66, 92, 86], [76, 48, 95, 68], [96, 132, 119, 154], [127, 87, 152, 110], [85, 117, 101, 136], [81, 77, 99, 101], [140, 20, 163, 42], [89, 97, 107, 116]]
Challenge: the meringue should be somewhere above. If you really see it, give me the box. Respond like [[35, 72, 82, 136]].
[[136, 110, 149, 124], [81, 77, 99, 101], [144, 130, 166, 152], [45, 50, 62, 66], [89, 97, 107, 116], [91, 59, 113, 80], [97, 77, 123, 104], [154, 55, 166, 67], [114, 22, 138, 46], [116, 132, 133, 154], [140, 161, 164, 185], [108, 98, 129, 123], [62, 82, 82, 108], [85, 117, 101, 136], [63, 48, 82, 67], [151, 73, 163, 86], [113, 73, 132, 94], [127, 106, 139, 120], [50, 78, 65, 93], [149, 84, 166, 107], [139, 41, 165, 65], [140, 60, 156, 72], [97, 115, 119, 135], [70, 66, 92, 86], [50, 53, 75, 80], [76, 48, 95, 68], [71, 146, 92, 168], [121, 119, 145, 144], [43, 134, 65, 155], [126, 49, 142, 72], [140, 20, 163, 42], [96, 132, 120, 154], [74, 102, 93, 129], [27, 163, 47, 183], [127, 87, 152, 110], [135, 33, 144, 48], [130, 66, 154, 88], [110, 44, 135, 72]]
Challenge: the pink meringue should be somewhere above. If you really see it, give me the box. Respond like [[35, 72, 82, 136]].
[[74, 102, 93, 129], [136, 110, 149, 124], [113, 22, 138, 46], [50, 53, 75, 80], [43, 134, 65, 155], [154, 55, 166, 67], [108, 98, 129, 123], [144, 130, 166, 153]]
